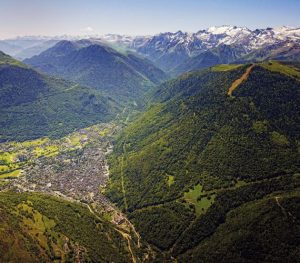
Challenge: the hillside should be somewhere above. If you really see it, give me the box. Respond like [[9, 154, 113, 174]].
[[105, 61, 300, 260], [179, 189, 300, 262], [0, 52, 120, 142], [0, 191, 134, 263], [24, 40, 168, 104]]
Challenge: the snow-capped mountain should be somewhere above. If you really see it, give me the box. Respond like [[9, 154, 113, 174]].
[[196, 26, 252, 48], [127, 26, 300, 70]]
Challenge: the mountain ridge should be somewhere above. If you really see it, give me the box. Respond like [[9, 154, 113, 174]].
[[24, 40, 168, 105]]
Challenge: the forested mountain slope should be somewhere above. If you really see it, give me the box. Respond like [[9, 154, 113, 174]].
[[105, 61, 300, 261], [0, 52, 119, 142], [24, 40, 168, 104], [0, 191, 135, 263]]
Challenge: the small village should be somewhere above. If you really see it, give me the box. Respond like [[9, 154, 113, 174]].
[[0, 123, 128, 228]]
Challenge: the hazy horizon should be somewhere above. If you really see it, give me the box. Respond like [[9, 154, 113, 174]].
[[1, 24, 300, 40], [0, 0, 299, 39]]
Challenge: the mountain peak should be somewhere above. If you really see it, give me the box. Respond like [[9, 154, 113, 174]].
[[207, 25, 250, 35], [24, 39, 167, 103], [54, 40, 76, 49]]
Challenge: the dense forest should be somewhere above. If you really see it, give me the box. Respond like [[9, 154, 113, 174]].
[[105, 61, 300, 260], [0, 54, 120, 141]]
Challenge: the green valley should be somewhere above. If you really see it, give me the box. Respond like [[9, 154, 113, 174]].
[[1, 2, 300, 262], [0, 37, 300, 263]]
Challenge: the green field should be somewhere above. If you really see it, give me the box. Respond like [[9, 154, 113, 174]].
[[167, 175, 175, 187], [183, 184, 215, 216], [211, 64, 243, 71], [261, 60, 300, 80]]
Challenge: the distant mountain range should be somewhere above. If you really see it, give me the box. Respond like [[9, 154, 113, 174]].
[[130, 26, 300, 72], [1, 26, 300, 76], [0, 37, 61, 60], [104, 26, 300, 74]]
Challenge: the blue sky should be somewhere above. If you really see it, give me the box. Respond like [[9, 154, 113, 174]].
[[0, 0, 299, 38]]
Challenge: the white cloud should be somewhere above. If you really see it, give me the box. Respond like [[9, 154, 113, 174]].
[[81, 26, 94, 33]]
